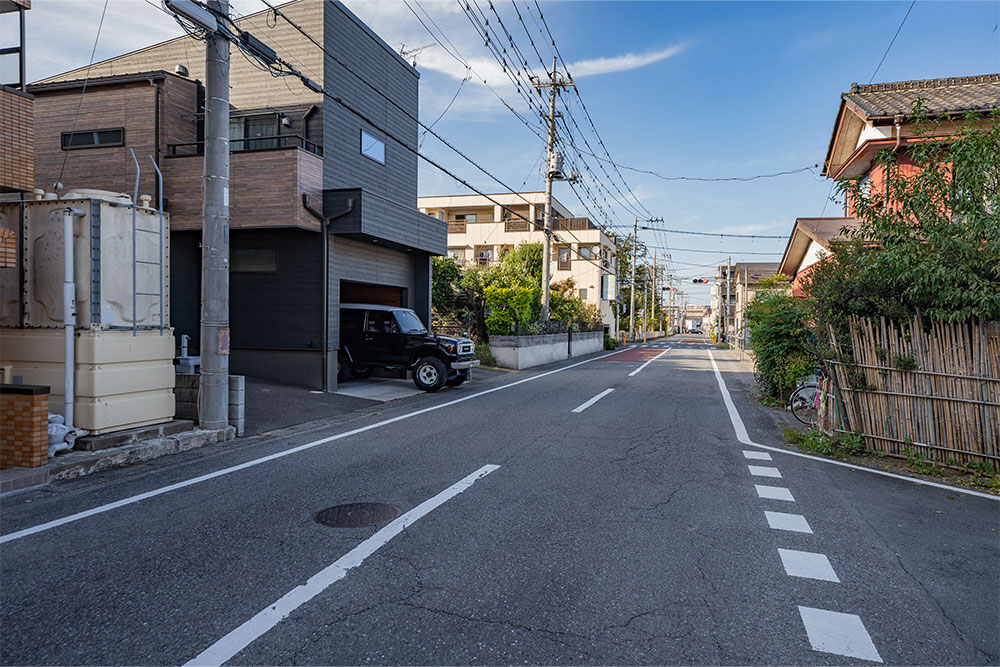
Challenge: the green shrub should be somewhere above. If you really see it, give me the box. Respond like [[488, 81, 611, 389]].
[[473, 343, 497, 367], [604, 334, 618, 350], [744, 274, 814, 402]]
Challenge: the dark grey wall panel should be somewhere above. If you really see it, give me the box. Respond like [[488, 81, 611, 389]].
[[169, 230, 201, 353], [231, 349, 323, 390], [230, 228, 323, 350]]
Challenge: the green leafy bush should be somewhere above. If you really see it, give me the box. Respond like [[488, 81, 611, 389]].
[[473, 343, 497, 367], [603, 334, 618, 350], [743, 274, 813, 402]]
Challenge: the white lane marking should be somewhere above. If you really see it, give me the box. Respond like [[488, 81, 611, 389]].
[[778, 549, 840, 582], [743, 450, 772, 460], [755, 484, 795, 502], [628, 348, 671, 377], [765, 511, 813, 533], [572, 388, 615, 413], [798, 606, 883, 663], [748, 465, 782, 478], [1, 349, 626, 545], [185, 464, 499, 667], [706, 350, 999, 501]]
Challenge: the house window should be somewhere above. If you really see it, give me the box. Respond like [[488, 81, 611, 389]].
[[474, 246, 494, 265], [578, 246, 592, 260], [232, 248, 278, 273], [579, 288, 587, 300], [455, 213, 477, 223], [60, 128, 124, 150], [361, 130, 385, 164], [230, 115, 278, 151], [0, 228, 15, 268], [557, 247, 571, 271], [448, 247, 466, 263]]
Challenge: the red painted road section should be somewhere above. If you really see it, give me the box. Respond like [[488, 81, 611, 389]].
[[604, 347, 665, 362]]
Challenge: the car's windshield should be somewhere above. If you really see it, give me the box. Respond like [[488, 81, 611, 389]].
[[394, 309, 426, 333]]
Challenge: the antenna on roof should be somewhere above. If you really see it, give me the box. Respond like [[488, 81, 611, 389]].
[[399, 42, 436, 67]]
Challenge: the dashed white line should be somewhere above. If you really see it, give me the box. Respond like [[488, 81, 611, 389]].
[[755, 484, 795, 502], [798, 606, 883, 662], [743, 450, 772, 461], [572, 388, 615, 413], [185, 464, 500, 667], [628, 348, 671, 377], [765, 511, 813, 533], [778, 549, 840, 582], [748, 465, 782, 478]]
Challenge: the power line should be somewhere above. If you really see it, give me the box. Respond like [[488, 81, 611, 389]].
[[869, 0, 917, 83], [639, 225, 787, 239], [645, 245, 783, 256]]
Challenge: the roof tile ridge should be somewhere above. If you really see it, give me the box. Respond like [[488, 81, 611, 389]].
[[847, 73, 1000, 96]]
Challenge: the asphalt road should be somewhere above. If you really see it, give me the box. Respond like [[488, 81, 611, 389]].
[[2, 338, 997, 666]]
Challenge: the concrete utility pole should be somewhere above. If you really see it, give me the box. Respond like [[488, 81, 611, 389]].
[[200, 0, 231, 430], [724, 256, 731, 343], [533, 57, 573, 321], [629, 216, 637, 336]]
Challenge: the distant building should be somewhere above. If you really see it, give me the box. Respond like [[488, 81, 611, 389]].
[[27, 0, 444, 391], [777, 218, 860, 297], [731, 262, 779, 351], [418, 192, 618, 333], [710, 265, 736, 341]]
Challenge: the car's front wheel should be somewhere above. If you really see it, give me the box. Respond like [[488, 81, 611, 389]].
[[351, 365, 373, 379], [412, 357, 447, 392]]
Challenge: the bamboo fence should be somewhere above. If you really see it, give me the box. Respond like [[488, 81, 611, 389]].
[[826, 315, 1000, 468]]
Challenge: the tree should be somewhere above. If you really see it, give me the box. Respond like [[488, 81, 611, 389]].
[[744, 274, 813, 402], [806, 106, 1000, 345]]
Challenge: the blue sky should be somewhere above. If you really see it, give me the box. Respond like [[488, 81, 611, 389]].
[[7, 0, 1000, 303]]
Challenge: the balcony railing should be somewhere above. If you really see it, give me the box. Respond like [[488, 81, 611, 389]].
[[166, 134, 323, 158]]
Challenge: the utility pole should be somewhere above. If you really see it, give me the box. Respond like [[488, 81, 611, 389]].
[[533, 57, 573, 321], [629, 216, 637, 337], [641, 264, 647, 340], [200, 0, 231, 430], [724, 256, 731, 343]]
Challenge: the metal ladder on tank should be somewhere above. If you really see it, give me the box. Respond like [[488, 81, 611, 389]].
[[128, 149, 165, 336]]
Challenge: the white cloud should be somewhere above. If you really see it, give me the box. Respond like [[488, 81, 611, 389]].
[[568, 44, 687, 77]]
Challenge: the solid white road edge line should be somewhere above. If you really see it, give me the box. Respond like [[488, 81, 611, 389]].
[[628, 347, 671, 377], [706, 350, 999, 501], [184, 464, 499, 667], [572, 388, 615, 413], [1, 350, 625, 545]]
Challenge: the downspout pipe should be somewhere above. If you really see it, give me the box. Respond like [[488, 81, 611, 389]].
[[63, 207, 86, 428]]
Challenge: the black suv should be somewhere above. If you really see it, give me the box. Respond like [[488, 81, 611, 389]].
[[338, 304, 478, 392]]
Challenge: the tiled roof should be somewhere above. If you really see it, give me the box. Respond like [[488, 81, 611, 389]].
[[843, 74, 1000, 119]]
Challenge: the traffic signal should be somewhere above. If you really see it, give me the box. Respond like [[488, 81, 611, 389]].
[[692, 278, 709, 284], [662, 286, 675, 291]]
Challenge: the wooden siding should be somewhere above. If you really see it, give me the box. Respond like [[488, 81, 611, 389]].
[[34, 1, 323, 110], [32, 76, 198, 198], [0, 86, 33, 192], [162, 147, 323, 232]]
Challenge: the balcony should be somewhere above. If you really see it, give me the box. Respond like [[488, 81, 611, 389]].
[[162, 145, 323, 232], [167, 134, 323, 158]]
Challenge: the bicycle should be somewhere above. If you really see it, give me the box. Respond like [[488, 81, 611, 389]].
[[788, 372, 822, 426]]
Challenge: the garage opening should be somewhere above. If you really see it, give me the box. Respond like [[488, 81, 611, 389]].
[[341, 281, 406, 307]]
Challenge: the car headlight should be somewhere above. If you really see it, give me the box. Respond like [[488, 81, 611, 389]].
[[444, 343, 456, 353]]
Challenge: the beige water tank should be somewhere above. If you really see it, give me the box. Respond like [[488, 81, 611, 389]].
[[0, 194, 170, 329]]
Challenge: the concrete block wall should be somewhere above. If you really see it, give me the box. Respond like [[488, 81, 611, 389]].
[[489, 334, 569, 370], [175, 374, 245, 435], [0, 384, 49, 469], [569, 331, 604, 358]]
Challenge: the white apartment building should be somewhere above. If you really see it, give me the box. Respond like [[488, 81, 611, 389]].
[[417, 193, 618, 333]]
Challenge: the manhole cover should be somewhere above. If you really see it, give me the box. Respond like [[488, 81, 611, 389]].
[[315, 503, 402, 528]]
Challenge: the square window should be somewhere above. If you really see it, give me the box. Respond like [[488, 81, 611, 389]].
[[361, 130, 385, 164]]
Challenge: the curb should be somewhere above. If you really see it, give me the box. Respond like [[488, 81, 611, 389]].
[[15, 426, 237, 488]]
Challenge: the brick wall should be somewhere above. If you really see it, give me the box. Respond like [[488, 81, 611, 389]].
[[0, 86, 34, 192], [0, 385, 49, 469]]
